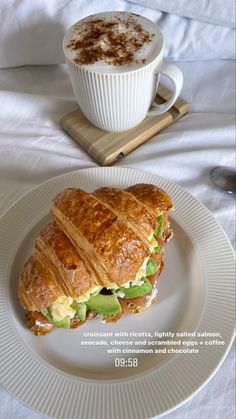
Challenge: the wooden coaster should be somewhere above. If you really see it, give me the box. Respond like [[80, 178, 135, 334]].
[[60, 84, 190, 166]]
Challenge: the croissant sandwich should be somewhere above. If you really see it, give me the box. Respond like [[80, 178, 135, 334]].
[[18, 184, 173, 335]]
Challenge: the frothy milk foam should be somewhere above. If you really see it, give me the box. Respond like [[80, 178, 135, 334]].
[[64, 12, 162, 73]]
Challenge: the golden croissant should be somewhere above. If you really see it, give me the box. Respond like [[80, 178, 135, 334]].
[[18, 184, 173, 335]]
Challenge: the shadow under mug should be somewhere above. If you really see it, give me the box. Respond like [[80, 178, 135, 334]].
[[63, 13, 183, 133]]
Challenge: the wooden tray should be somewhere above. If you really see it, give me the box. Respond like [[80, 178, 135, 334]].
[[60, 84, 190, 166]]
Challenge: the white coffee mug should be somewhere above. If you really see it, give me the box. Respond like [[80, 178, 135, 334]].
[[63, 12, 183, 132]]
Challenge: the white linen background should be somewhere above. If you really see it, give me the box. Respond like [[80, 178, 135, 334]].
[[0, 1, 235, 418]]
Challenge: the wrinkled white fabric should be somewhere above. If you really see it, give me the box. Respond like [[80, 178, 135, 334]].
[[0, 0, 235, 68], [0, 58, 235, 418], [127, 0, 236, 27]]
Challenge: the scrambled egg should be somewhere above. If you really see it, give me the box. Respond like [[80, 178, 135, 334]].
[[150, 237, 158, 250], [50, 296, 75, 322], [132, 256, 149, 284], [107, 256, 149, 291], [50, 286, 103, 321]]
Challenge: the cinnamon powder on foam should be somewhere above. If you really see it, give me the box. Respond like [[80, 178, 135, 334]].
[[67, 15, 154, 66]]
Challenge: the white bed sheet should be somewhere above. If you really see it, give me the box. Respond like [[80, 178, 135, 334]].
[[0, 58, 235, 419]]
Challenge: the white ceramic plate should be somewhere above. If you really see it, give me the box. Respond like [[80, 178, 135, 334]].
[[0, 167, 235, 419]]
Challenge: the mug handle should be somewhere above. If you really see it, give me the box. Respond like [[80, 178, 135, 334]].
[[147, 61, 183, 116]]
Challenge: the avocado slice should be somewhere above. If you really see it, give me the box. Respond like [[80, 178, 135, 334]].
[[53, 316, 71, 329], [71, 301, 87, 320], [45, 309, 71, 329], [154, 214, 164, 237], [115, 279, 152, 299], [146, 258, 159, 276], [86, 294, 122, 316], [154, 245, 162, 254]]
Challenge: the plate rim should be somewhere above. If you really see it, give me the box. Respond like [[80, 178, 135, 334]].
[[0, 166, 235, 419]]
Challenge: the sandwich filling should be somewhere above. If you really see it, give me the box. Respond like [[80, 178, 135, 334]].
[[35, 212, 170, 330]]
